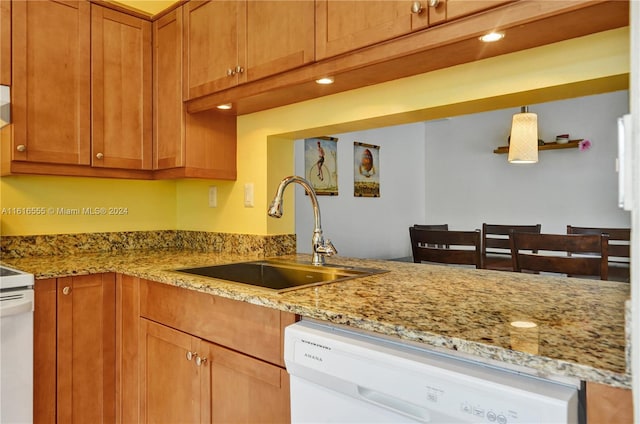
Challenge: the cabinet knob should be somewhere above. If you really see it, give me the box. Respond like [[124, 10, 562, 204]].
[[195, 356, 207, 366], [96, 152, 104, 160], [62, 286, 71, 295], [413, 0, 438, 12], [235, 65, 244, 74], [227, 68, 236, 76], [186, 351, 196, 361], [16, 144, 26, 152]]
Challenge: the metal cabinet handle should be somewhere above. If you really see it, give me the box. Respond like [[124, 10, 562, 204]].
[[186, 351, 197, 361], [235, 65, 244, 74], [195, 356, 208, 366], [62, 286, 71, 295], [413, 0, 438, 12], [16, 144, 26, 152], [96, 152, 104, 160], [227, 68, 236, 76]]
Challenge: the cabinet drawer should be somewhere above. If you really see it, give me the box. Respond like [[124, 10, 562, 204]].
[[140, 279, 296, 366]]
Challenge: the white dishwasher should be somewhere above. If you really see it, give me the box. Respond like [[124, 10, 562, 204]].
[[284, 320, 582, 424]]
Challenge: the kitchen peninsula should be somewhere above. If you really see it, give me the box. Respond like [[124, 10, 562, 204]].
[[3, 246, 630, 384], [0, 230, 633, 422]]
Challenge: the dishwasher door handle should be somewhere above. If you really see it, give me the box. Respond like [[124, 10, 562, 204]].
[[0, 298, 34, 317], [358, 386, 431, 423]]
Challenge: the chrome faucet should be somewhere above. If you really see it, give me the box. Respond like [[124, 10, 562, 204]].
[[268, 176, 337, 266]]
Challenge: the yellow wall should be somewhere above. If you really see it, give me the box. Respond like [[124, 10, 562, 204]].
[[0, 176, 176, 235], [0, 28, 629, 237]]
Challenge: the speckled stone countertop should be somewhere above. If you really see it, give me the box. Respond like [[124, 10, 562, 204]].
[[2, 249, 631, 388]]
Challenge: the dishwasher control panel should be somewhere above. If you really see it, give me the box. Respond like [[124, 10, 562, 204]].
[[285, 320, 580, 424]]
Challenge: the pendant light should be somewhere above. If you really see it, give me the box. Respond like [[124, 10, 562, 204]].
[[508, 106, 538, 164]]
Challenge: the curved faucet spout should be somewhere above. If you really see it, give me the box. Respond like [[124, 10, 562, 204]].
[[268, 176, 336, 266]]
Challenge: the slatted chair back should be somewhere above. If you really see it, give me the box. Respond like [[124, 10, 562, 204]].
[[481, 223, 541, 271], [510, 232, 609, 280], [413, 224, 449, 230], [566, 226, 630, 282], [413, 224, 449, 248], [409, 227, 482, 269]]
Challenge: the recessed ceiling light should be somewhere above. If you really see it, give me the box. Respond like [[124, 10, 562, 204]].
[[479, 32, 505, 43], [315, 77, 334, 85], [216, 103, 232, 110]]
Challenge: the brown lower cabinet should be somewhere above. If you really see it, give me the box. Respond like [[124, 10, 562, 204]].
[[139, 318, 290, 423], [35, 273, 632, 423], [34, 273, 116, 424], [122, 276, 294, 423], [586, 381, 634, 424]]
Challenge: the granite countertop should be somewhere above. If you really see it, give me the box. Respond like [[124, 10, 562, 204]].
[[3, 248, 631, 388]]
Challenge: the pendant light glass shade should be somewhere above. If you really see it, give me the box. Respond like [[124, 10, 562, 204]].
[[508, 106, 538, 164]]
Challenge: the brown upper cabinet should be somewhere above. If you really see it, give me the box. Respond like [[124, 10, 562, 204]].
[[445, 0, 512, 21], [183, 0, 315, 101], [9, 1, 153, 176], [1, 0, 10, 86], [11, 0, 91, 165], [315, 0, 510, 60], [91, 5, 152, 170], [153, 7, 236, 179]]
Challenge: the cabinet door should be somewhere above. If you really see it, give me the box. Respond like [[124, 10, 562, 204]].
[[116, 274, 140, 424], [57, 273, 116, 424], [445, 0, 511, 21], [11, 0, 90, 164], [91, 5, 152, 170], [245, 1, 315, 82], [1, 0, 10, 86], [34, 279, 57, 424], [153, 7, 237, 179], [153, 8, 185, 170], [183, 0, 244, 100], [586, 382, 633, 424], [208, 342, 290, 424], [316, 0, 417, 60], [139, 318, 205, 424]]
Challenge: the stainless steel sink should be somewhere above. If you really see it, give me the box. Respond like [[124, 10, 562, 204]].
[[173, 260, 387, 293]]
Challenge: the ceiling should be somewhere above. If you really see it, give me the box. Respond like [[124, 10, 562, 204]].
[[110, 0, 178, 16]]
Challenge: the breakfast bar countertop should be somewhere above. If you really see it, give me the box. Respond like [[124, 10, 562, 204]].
[[3, 249, 631, 388]]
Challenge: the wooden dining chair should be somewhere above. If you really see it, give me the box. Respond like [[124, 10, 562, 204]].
[[482, 223, 541, 271], [567, 226, 630, 282], [413, 224, 449, 248], [413, 224, 448, 230], [509, 232, 609, 280], [409, 227, 482, 269]]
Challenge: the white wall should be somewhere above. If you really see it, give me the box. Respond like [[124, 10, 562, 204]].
[[294, 90, 630, 260], [294, 123, 427, 259], [425, 90, 631, 234]]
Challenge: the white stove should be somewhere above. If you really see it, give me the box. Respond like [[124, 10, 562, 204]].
[[1, 264, 35, 424], [0, 264, 34, 290]]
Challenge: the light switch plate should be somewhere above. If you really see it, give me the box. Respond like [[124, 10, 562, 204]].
[[244, 183, 254, 208], [208, 186, 217, 207]]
